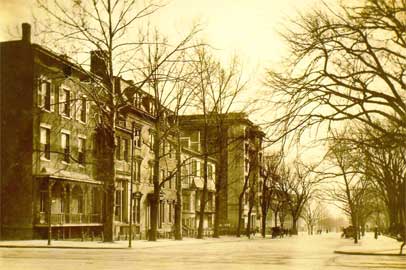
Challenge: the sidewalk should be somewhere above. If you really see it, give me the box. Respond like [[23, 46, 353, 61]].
[[334, 232, 405, 256], [0, 235, 256, 249]]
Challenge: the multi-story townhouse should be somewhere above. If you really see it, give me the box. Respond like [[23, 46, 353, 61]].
[[180, 130, 217, 237], [112, 78, 178, 240], [179, 113, 264, 234], [0, 24, 103, 240], [0, 23, 219, 241]]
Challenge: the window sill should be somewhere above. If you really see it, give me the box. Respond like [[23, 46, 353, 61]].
[[39, 108, 53, 113]]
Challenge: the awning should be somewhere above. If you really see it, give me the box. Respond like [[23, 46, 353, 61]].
[[193, 178, 215, 191], [35, 168, 102, 185]]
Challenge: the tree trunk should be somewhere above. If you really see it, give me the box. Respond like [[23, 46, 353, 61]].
[[261, 209, 267, 238], [149, 128, 161, 241], [291, 217, 298, 235], [102, 127, 116, 243], [104, 184, 115, 242], [237, 194, 244, 237], [274, 210, 278, 227], [213, 191, 220, 238], [149, 192, 158, 241], [246, 205, 254, 238], [174, 127, 182, 240], [197, 127, 209, 239]]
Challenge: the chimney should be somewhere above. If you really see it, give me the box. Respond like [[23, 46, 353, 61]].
[[90, 50, 108, 80], [22, 23, 31, 43]]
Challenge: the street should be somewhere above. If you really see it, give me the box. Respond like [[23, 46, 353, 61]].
[[0, 233, 405, 270]]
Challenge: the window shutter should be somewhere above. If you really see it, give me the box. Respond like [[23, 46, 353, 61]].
[[76, 94, 82, 121], [37, 80, 44, 108], [70, 92, 75, 118], [40, 128, 46, 144], [50, 83, 55, 112], [61, 134, 66, 149], [85, 99, 90, 123], [59, 87, 64, 115]]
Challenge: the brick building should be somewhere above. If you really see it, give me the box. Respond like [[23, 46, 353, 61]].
[[0, 23, 102, 240], [179, 113, 264, 234], [0, 24, 219, 240]]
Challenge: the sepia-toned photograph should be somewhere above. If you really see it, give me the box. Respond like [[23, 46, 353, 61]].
[[0, 0, 405, 269]]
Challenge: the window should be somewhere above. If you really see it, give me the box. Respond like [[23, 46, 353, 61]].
[[40, 126, 51, 160], [77, 193, 83, 214], [79, 96, 87, 122], [149, 131, 155, 151], [180, 138, 190, 149], [78, 137, 86, 165], [149, 163, 153, 183], [208, 164, 213, 179], [169, 144, 173, 158], [161, 169, 166, 187], [123, 138, 129, 161], [182, 194, 190, 211], [60, 88, 71, 117], [169, 202, 172, 223], [115, 188, 122, 221], [161, 141, 166, 156], [61, 132, 70, 163], [192, 160, 198, 176], [39, 191, 47, 212], [116, 137, 121, 160], [208, 215, 213, 228], [136, 196, 141, 223], [168, 171, 172, 189], [115, 181, 127, 222], [134, 159, 141, 182], [134, 129, 141, 148], [39, 80, 53, 111], [159, 201, 164, 228]]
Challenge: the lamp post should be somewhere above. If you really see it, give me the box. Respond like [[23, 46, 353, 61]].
[[48, 181, 52, 246], [129, 124, 135, 248]]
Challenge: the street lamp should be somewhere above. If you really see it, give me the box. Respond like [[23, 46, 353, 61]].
[[129, 124, 135, 248]]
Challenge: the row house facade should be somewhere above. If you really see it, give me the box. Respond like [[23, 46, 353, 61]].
[[179, 113, 265, 234], [0, 24, 103, 240], [0, 24, 218, 240], [180, 131, 217, 237]]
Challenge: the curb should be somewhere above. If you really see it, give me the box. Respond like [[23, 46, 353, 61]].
[[0, 245, 128, 249], [0, 237, 264, 250], [334, 250, 405, 256]]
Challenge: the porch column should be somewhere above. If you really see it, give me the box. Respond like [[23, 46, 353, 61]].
[[47, 179, 55, 246], [83, 185, 88, 223], [61, 184, 67, 224], [66, 185, 72, 223]]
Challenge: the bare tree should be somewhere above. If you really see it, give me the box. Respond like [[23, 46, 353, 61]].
[[259, 152, 283, 237], [324, 132, 373, 244], [302, 200, 323, 235], [35, 0, 200, 242], [188, 46, 249, 239], [132, 28, 201, 241], [266, 0, 406, 146], [279, 161, 317, 235]]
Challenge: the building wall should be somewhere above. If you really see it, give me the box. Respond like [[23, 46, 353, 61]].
[[0, 40, 35, 239], [226, 123, 246, 229]]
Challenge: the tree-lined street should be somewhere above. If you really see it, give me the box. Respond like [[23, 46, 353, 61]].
[[0, 233, 404, 270]]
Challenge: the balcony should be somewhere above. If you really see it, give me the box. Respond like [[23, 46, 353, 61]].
[[37, 212, 102, 226]]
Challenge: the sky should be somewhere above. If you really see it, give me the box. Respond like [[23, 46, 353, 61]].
[[0, 0, 333, 154], [0, 0, 345, 217], [0, 0, 331, 73]]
